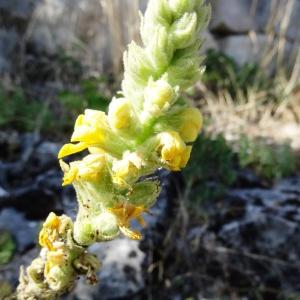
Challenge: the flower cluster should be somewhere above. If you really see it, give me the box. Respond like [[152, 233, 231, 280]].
[[17, 213, 99, 299], [57, 0, 210, 248], [17, 0, 210, 298]]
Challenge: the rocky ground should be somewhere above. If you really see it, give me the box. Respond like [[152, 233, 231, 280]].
[[0, 130, 300, 300]]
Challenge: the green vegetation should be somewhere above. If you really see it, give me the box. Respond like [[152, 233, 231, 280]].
[[203, 49, 271, 97], [0, 77, 111, 136], [0, 85, 53, 132], [183, 134, 236, 202], [0, 281, 13, 299], [184, 133, 297, 203], [57, 77, 111, 132], [0, 230, 16, 265], [238, 135, 297, 180]]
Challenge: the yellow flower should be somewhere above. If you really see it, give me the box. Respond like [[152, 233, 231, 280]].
[[112, 151, 143, 187], [109, 203, 147, 240], [157, 131, 192, 171], [60, 154, 106, 186], [108, 98, 131, 130], [58, 109, 109, 159], [178, 107, 202, 143]]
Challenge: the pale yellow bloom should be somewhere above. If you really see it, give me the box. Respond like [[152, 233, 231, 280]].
[[109, 203, 147, 240], [60, 154, 106, 186], [112, 151, 143, 187], [178, 107, 202, 142], [145, 79, 174, 109], [157, 131, 192, 171], [108, 98, 132, 130], [142, 79, 177, 121], [58, 109, 109, 159]]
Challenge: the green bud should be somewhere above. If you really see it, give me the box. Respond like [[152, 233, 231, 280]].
[[74, 217, 95, 246], [91, 211, 120, 241], [46, 264, 74, 292], [143, 78, 177, 120], [170, 12, 197, 49], [27, 258, 45, 285], [167, 55, 204, 88], [146, 26, 174, 72], [74, 211, 120, 246], [169, 0, 196, 19]]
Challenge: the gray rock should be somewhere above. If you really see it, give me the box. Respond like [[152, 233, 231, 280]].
[[0, 247, 39, 286], [0, 186, 9, 198], [26, 0, 140, 72], [209, 0, 254, 33], [34, 141, 62, 168], [201, 30, 219, 53], [218, 34, 293, 66], [0, 0, 38, 21], [0, 208, 39, 252], [0, 29, 18, 73], [252, 0, 300, 41], [68, 239, 145, 300]]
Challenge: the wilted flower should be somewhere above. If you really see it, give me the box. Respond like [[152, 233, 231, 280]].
[[109, 203, 147, 240]]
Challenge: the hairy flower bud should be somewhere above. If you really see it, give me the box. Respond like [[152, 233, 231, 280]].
[[146, 26, 173, 72], [142, 79, 177, 122], [74, 212, 120, 246], [108, 98, 132, 130], [178, 107, 203, 142], [169, 0, 196, 18], [170, 12, 197, 49]]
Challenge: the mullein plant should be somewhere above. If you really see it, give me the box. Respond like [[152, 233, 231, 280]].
[[16, 0, 210, 299]]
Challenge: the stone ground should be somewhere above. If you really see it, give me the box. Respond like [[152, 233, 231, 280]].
[[0, 131, 300, 300]]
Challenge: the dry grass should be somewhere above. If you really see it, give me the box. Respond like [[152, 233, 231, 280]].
[[198, 0, 300, 151]]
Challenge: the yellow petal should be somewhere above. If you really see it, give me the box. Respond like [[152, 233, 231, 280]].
[[58, 142, 88, 159], [119, 226, 142, 240], [62, 166, 78, 186]]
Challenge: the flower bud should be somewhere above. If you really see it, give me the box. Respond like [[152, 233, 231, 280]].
[[74, 212, 119, 246], [73, 218, 95, 246], [170, 12, 197, 49], [91, 212, 120, 241], [168, 0, 196, 18], [46, 263, 74, 292], [146, 26, 173, 72], [178, 107, 202, 142], [108, 98, 131, 130], [143, 79, 177, 121]]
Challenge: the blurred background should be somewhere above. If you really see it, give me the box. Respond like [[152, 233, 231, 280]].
[[1, 0, 300, 299]]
